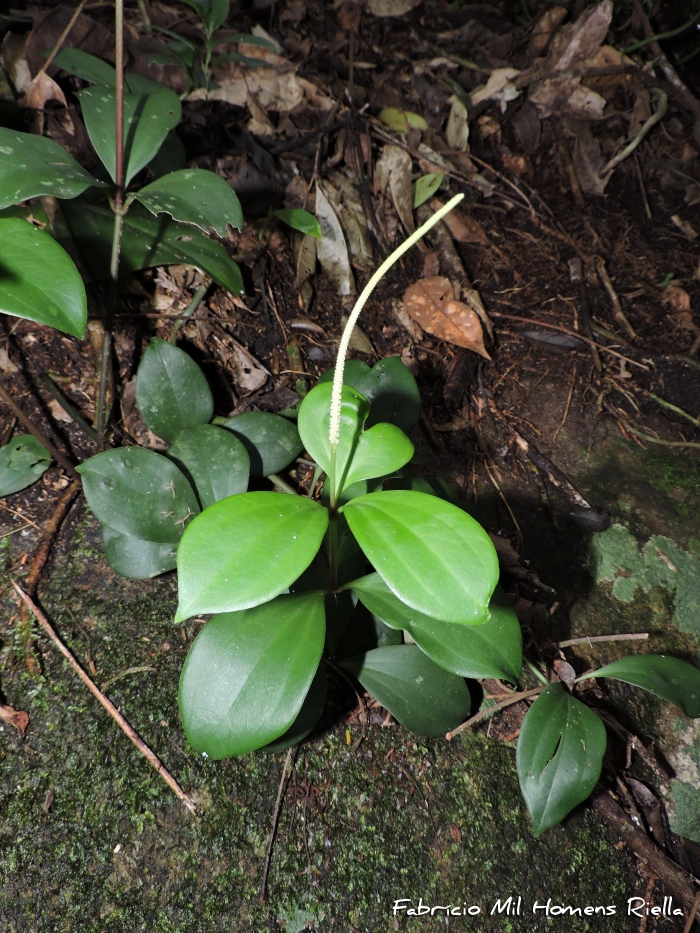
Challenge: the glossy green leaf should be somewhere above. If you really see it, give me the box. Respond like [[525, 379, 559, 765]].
[[179, 591, 325, 759], [341, 645, 471, 735], [176, 0, 229, 34], [0, 128, 105, 210], [167, 424, 249, 508], [261, 665, 327, 752], [79, 84, 181, 185], [298, 382, 413, 495], [0, 435, 51, 496], [77, 447, 199, 543], [176, 492, 328, 621], [102, 526, 177, 579], [48, 47, 117, 85], [0, 219, 87, 338], [385, 466, 459, 503], [222, 411, 303, 477], [582, 655, 700, 718], [349, 574, 522, 682], [136, 168, 243, 237], [343, 490, 498, 625], [318, 357, 420, 433], [272, 209, 321, 239], [61, 200, 244, 294], [516, 684, 606, 836], [135, 337, 213, 443], [412, 172, 444, 209]]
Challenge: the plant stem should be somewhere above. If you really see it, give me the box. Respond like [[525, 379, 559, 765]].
[[445, 686, 545, 741], [95, 0, 125, 451], [559, 632, 648, 649], [328, 514, 338, 592], [525, 658, 549, 686], [0, 384, 77, 476], [327, 194, 464, 452], [169, 283, 209, 344], [267, 473, 298, 495]]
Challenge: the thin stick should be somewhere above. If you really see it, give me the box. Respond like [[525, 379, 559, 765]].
[[0, 384, 77, 476], [490, 312, 650, 370], [683, 891, 700, 933], [14, 584, 197, 815], [553, 363, 576, 442], [446, 686, 545, 741], [647, 391, 700, 428], [483, 458, 521, 541], [600, 90, 668, 179], [260, 745, 295, 902], [558, 632, 648, 648], [34, 0, 88, 81], [267, 473, 298, 496], [40, 373, 99, 442], [24, 479, 80, 598], [593, 256, 638, 341]]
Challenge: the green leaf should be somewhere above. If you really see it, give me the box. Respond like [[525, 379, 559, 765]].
[[516, 684, 606, 836], [297, 382, 413, 495], [174, 0, 229, 34], [0, 218, 87, 338], [341, 645, 471, 735], [48, 47, 117, 86], [167, 424, 249, 508], [318, 357, 420, 434], [175, 492, 328, 621], [261, 665, 327, 752], [385, 466, 459, 503], [412, 172, 444, 209], [222, 411, 303, 477], [272, 209, 321, 239], [343, 490, 498, 625], [136, 168, 243, 237], [334, 598, 402, 661], [582, 655, 700, 718], [0, 435, 51, 496], [102, 526, 178, 579], [61, 200, 244, 294], [79, 84, 181, 186], [0, 128, 105, 210], [179, 591, 325, 758], [77, 447, 200, 543], [135, 337, 213, 443], [349, 575, 522, 682], [377, 107, 428, 133]]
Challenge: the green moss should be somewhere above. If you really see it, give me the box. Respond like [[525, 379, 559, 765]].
[[670, 783, 700, 841]]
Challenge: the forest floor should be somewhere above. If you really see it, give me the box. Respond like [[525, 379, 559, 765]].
[[1, 0, 700, 930]]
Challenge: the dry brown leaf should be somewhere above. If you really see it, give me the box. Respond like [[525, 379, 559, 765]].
[[402, 276, 490, 357], [429, 198, 489, 245], [547, 0, 613, 72], [0, 702, 29, 737], [662, 285, 691, 312], [375, 145, 415, 234], [446, 96, 469, 151], [229, 339, 269, 394], [528, 6, 567, 58], [367, 0, 421, 15], [422, 251, 440, 277]]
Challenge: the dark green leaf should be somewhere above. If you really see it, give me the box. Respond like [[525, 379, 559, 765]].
[[261, 665, 327, 752], [343, 490, 498, 625], [222, 411, 303, 477], [136, 168, 243, 237], [167, 424, 249, 508], [516, 684, 606, 836], [175, 492, 328, 621], [341, 645, 471, 735], [79, 85, 181, 185], [147, 130, 187, 178], [272, 209, 321, 239], [179, 591, 325, 758], [175, 0, 229, 34], [349, 575, 522, 682], [102, 526, 177, 579], [412, 172, 444, 209], [135, 337, 213, 443], [48, 47, 117, 86], [0, 128, 105, 210], [318, 356, 420, 433], [0, 435, 51, 495], [334, 598, 402, 661], [384, 466, 458, 503], [582, 655, 700, 718], [298, 382, 413, 495], [0, 218, 87, 338], [61, 200, 244, 294], [77, 447, 199, 543]]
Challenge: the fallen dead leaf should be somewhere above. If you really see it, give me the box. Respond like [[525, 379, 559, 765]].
[[429, 198, 489, 245], [48, 398, 73, 424], [662, 285, 691, 312], [471, 68, 521, 111], [375, 145, 415, 234], [446, 96, 469, 151], [316, 182, 355, 297], [229, 339, 269, 394], [402, 276, 490, 357], [340, 314, 374, 354], [528, 6, 567, 58], [367, 0, 421, 16], [450, 823, 462, 843], [0, 702, 29, 737]]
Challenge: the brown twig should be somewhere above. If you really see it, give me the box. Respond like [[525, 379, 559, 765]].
[[0, 384, 77, 476], [261, 744, 296, 903], [490, 312, 650, 370], [684, 891, 700, 933], [33, 0, 89, 81], [593, 256, 638, 341], [559, 632, 648, 648], [553, 362, 576, 441], [23, 478, 80, 600], [446, 686, 545, 741], [14, 584, 197, 816]]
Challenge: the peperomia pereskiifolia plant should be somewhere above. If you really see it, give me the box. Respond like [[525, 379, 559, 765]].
[[77, 198, 700, 835], [0, 0, 245, 447]]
